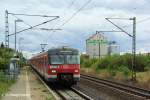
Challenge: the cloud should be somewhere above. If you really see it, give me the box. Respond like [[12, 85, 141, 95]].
[[0, 0, 150, 56]]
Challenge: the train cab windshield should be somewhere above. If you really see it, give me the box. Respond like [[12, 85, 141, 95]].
[[50, 55, 80, 64], [50, 55, 64, 64], [66, 55, 80, 64]]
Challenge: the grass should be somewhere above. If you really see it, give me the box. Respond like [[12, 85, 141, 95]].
[[81, 67, 150, 89], [136, 71, 150, 89], [0, 80, 15, 95], [80, 54, 150, 89], [81, 67, 130, 80], [46, 95, 55, 100], [0, 72, 16, 98]]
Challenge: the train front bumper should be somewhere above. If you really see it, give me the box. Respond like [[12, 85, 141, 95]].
[[45, 74, 80, 82]]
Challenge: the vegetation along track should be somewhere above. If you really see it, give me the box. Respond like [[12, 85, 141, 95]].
[[31, 67, 91, 100], [81, 74, 150, 99]]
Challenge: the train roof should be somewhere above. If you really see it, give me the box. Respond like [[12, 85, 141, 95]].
[[48, 47, 78, 52], [30, 51, 47, 59], [30, 47, 79, 60], [48, 46, 79, 55]]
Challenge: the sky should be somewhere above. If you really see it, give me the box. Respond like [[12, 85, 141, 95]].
[[0, 0, 150, 58]]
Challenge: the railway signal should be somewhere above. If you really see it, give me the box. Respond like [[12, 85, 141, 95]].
[[40, 43, 47, 52]]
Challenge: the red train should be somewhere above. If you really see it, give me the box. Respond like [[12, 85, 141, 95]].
[[29, 47, 80, 85]]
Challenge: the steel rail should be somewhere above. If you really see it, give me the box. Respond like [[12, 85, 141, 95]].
[[31, 66, 91, 100], [71, 87, 92, 100], [81, 74, 150, 99], [53, 87, 92, 100]]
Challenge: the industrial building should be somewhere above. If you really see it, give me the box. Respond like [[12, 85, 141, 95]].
[[108, 41, 120, 55], [86, 31, 119, 58]]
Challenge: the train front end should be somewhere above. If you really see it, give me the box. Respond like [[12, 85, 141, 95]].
[[47, 47, 80, 85]]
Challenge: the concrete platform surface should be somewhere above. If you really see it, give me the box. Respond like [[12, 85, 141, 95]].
[[2, 68, 31, 100], [2, 66, 54, 100]]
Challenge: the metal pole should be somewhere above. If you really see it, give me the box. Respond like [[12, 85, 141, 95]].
[[5, 10, 9, 48], [99, 42, 100, 58], [105, 17, 137, 81], [132, 17, 136, 81], [14, 21, 17, 78], [15, 21, 17, 51], [18, 37, 23, 52]]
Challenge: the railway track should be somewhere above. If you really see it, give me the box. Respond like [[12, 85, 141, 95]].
[[51, 85, 92, 100], [81, 74, 150, 99], [31, 67, 91, 100]]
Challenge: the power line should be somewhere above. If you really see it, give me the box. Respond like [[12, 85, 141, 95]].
[[123, 16, 150, 28], [137, 17, 150, 23], [67, 0, 76, 9], [8, 17, 59, 36], [96, 30, 122, 32], [5, 11, 60, 49], [62, 0, 76, 17], [9, 12, 60, 29], [8, 12, 59, 18], [106, 18, 131, 20], [105, 18, 133, 37], [58, 0, 92, 28], [32, 28, 61, 31], [50, 0, 77, 29], [11, 14, 32, 27], [105, 17, 137, 81]]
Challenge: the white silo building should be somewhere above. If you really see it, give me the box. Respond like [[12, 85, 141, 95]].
[[86, 31, 120, 58], [108, 41, 120, 55], [86, 31, 109, 58]]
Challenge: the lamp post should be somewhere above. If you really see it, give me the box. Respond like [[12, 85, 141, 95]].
[[18, 37, 24, 72], [14, 19, 23, 77], [18, 37, 24, 52], [15, 19, 23, 52]]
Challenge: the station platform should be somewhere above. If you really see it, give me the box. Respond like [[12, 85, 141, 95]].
[[2, 67, 31, 100], [2, 66, 54, 100]]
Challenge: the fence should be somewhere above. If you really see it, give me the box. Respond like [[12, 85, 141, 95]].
[[0, 69, 18, 81]]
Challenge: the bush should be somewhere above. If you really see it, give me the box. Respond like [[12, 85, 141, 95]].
[[96, 57, 110, 69], [0, 47, 26, 70], [0, 48, 14, 70], [118, 65, 131, 77], [106, 66, 116, 76], [82, 59, 91, 68], [80, 54, 150, 73], [135, 55, 148, 71]]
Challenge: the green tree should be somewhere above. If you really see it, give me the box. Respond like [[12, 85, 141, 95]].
[[0, 42, 4, 48]]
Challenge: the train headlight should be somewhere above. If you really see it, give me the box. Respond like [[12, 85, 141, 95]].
[[51, 65, 58, 68], [51, 70, 56, 73], [74, 69, 79, 73]]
